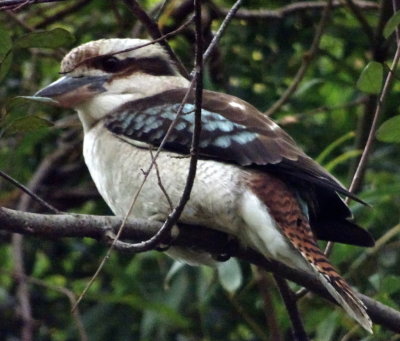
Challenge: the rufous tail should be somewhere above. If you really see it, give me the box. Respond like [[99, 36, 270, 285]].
[[248, 173, 373, 333]]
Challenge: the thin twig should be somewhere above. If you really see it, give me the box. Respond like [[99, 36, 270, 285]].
[[226, 292, 269, 341], [254, 268, 283, 341], [34, 0, 92, 29], [0, 0, 64, 10], [130, 0, 164, 37], [122, 0, 189, 78], [215, 0, 378, 20], [0, 0, 379, 12], [134, 0, 205, 251], [274, 274, 309, 341], [325, 2, 400, 256], [152, 0, 168, 21], [347, 223, 400, 274], [393, 0, 400, 42], [340, 325, 361, 341], [265, 0, 333, 116], [24, 276, 88, 341], [278, 97, 368, 126], [149, 148, 173, 211], [344, 0, 375, 43], [130, 0, 203, 253], [12, 234, 33, 341], [302, 97, 368, 116], [64, 16, 194, 74], [202, 0, 243, 64], [0, 170, 60, 213], [4, 10, 34, 30], [351, 1, 393, 170]]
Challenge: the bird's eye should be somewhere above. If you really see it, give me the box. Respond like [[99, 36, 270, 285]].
[[101, 56, 121, 73]]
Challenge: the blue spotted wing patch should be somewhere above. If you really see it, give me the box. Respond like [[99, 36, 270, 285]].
[[105, 102, 268, 165]]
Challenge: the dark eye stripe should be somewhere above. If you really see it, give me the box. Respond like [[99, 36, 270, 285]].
[[89, 55, 177, 77], [135, 57, 177, 76]]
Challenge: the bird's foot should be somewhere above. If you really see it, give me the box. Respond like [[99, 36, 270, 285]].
[[156, 224, 180, 252], [212, 235, 240, 262]]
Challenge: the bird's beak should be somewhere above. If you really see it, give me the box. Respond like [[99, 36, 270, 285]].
[[34, 75, 110, 108]]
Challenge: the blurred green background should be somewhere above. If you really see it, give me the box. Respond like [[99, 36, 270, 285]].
[[0, 0, 399, 340]]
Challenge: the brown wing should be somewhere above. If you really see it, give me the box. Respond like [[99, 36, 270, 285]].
[[104, 88, 374, 247]]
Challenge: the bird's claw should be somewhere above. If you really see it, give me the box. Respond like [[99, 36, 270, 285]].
[[156, 224, 179, 252]]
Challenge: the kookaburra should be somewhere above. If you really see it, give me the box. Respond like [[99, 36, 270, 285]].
[[35, 38, 374, 332]]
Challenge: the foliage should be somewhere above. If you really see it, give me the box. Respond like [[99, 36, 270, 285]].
[[0, 1, 399, 340]]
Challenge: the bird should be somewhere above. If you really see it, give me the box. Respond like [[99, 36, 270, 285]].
[[34, 38, 374, 332]]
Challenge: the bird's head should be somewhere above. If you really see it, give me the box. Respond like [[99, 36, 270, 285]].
[[35, 38, 189, 130]]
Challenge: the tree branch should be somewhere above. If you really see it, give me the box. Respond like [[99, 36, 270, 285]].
[[12, 233, 33, 341], [202, 0, 242, 65], [0, 0, 379, 13], [273, 274, 309, 341], [254, 269, 283, 341], [0, 169, 59, 213], [344, 0, 375, 43], [34, 0, 92, 29], [0, 207, 399, 333], [214, 0, 378, 20], [24, 275, 88, 341], [0, 0, 65, 11]]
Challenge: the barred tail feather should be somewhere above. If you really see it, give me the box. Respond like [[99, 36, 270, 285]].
[[311, 263, 373, 333], [244, 175, 373, 332]]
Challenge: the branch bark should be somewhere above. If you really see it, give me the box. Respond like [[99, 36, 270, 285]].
[[215, 0, 378, 20], [273, 274, 309, 341], [0, 207, 399, 333]]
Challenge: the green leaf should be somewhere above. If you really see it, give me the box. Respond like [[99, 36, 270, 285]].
[[315, 311, 339, 341], [316, 131, 355, 165], [16, 95, 59, 105], [356, 61, 383, 94], [381, 275, 400, 295], [7, 115, 53, 134], [14, 28, 75, 49], [324, 149, 362, 172], [384, 11, 400, 39], [4, 96, 57, 120], [32, 251, 51, 277], [368, 273, 381, 291], [217, 258, 242, 294], [294, 78, 323, 97], [376, 115, 400, 143], [1, 96, 57, 130], [0, 25, 12, 60], [2, 97, 30, 127], [164, 261, 185, 289]]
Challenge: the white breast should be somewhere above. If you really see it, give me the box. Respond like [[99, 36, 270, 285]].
[[83, 123, 245, 234]]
